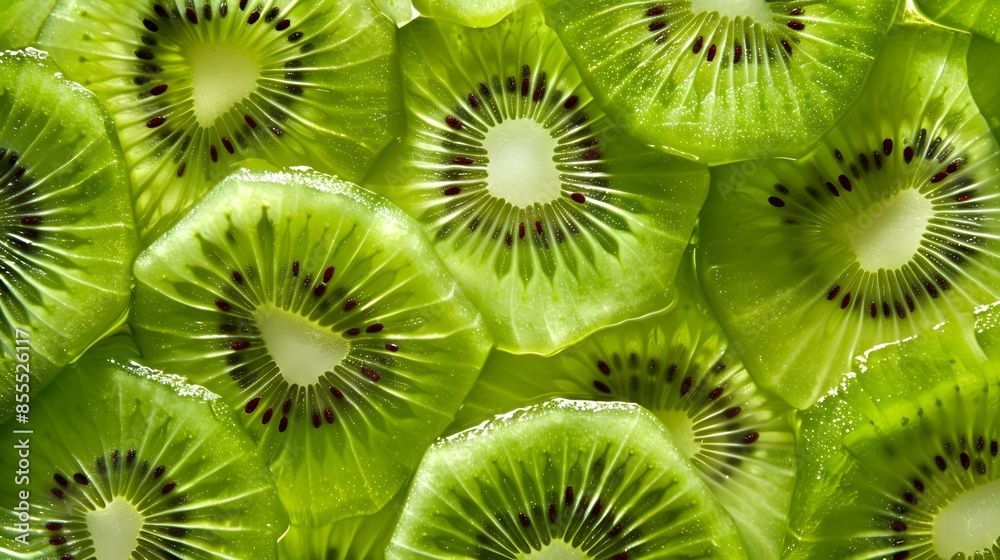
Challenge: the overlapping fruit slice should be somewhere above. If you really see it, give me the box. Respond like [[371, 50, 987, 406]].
[[130, 168, 492, 525], [451, 253, 795, 559], [915, 0, 1000, 42], [0, 49, 137, 422], [38, 0, 404, 242], [278, 489, 402, 560], [913, 2, 1000, 147], [786, 323, 1000, 560], [411, 0, 531, 27], [537, 0, 900, 164], [368, 5, 709, 353], [389, 399, 747, 559], [0, 334, 286, 559], [698, 23, 1000, 408]]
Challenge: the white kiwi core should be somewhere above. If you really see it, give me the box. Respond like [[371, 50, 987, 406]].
[[655, 409, 700, 459], [842, 188, 934, 272], [933, 478, 1000, 559], [85, 496, 144, 560], [256, 306, 349, 387], [520, 540, 590, 559], [186, 42, 260, 127], [483, 119, 562, 208], [689, 0, 772, 22]]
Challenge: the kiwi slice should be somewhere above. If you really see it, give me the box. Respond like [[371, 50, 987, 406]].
[[968, 35, 1000, 146], [976, 303, 1000, 361], [786, 323, 999, 559], [908, 4, 1000, 147], [130, 168, 492, 525], [411, 0, 532, 27], [697, 22, 1000, 409], [450, 253, 795, 559], [915, 0, 1000, 42], [278, 489, 401, 560], [0, 0, 57, 50], [0, 49, 137, 422], [367, 6, 709, 353], [387, 399, 748, 559], [535, 0, 900, 164], [372, 0, 415, 26], [0, 333, 287, 559], [37, 0, 405, 243]]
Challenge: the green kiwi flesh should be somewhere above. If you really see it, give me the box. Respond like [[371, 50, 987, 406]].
[[0, 49, 138, 423], [698, 22, 1000, 409], [387, 399, 748, 559], [915, 0, 1000, 42], [368, 6, 709, 354], [0, 333, 287, 559], [37, 0, 405, 243], [0, 0, 57, 50], [786, 323, 999, 560], [130, 168, 492, 525], [913, 0, 1000, 148], [450, 252, 795, 559], [372, 0, 415, 26], [536, 0, 900, 165], [411, 0, 532, 27], [977, 303, 1000, 361], [277, 488, 401, 560]]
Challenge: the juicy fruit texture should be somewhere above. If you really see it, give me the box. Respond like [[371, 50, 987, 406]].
[[388, 399, 748, 559], [0, 0, 57, 50], [38, 0, 405, 243], [412, 0, 532, 27], [0, 334, 287, 559], [915, 0, 1000, 41], [130, 169, 492, 525], [786, 323, 999, 559], [369, 6, 709, 353], [451, 254, 796, 559], [537, 0, 900, 164], [698, 23, 1000, 408], [278, 490, 401, 560], [0, 49, 137, 422], [977, 303, 1000, 360], [914, 0, 1000, 147], [969, 35, 1000, 145], [373, 0, 415, 25]]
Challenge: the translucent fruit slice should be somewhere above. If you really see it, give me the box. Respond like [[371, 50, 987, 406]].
[[388, 399, 748, 559], [411, 0, 532, 27], [130, 168, 492, 525], [0, 0, 57, 50], [368, 6, 709, 353], [38, 0, 405, 243], [698, 23, 1000, 408], [968, 35, 1000, 145], [278, 489, 401, 559], [373, 0, 415, 25], [787, 326, 999, 560], [451, 253, 796, 559], [915, 0, 1000, 42], [536, 0, 900, 164], [0, 334, 287, 559], [0, 49, 137, 422]]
